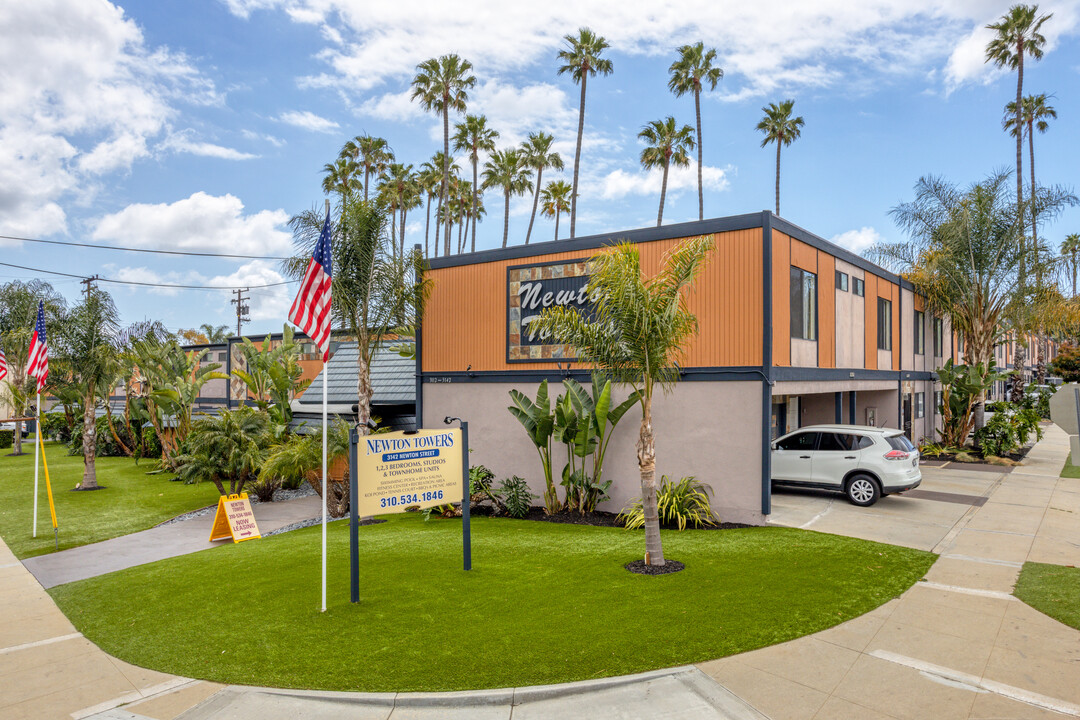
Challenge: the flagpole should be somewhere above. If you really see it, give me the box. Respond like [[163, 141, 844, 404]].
[[32, 392, 40, 538], [321, 354, 328, 613]]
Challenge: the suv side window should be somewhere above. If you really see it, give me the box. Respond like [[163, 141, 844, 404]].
[[856, 435, 874, 449], [886, 435, 916, 452], [818, 433, 852, 451], [777, 432, 818, 451]]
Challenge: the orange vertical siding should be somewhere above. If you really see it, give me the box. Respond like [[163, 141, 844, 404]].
[[890, 282, 901, 370], [864, 274, 878, 370], [771, 231, 791, 367], [817, 251, 835, 368]]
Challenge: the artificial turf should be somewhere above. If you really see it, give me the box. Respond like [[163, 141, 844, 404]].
[[1014, 561, 1080, 630], [1059, 457, 1080, 479], [0, 441, 223, 559], [50, 513, 935, 692]]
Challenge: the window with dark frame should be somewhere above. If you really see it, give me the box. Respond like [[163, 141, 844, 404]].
[[934, 390, 943, 414], [853, 277, 864, 296], [877, 297, 892, 350], [933, 317, 943, 357], [790, 267, 817, 340], [914, 310, 925, 355], [915, 392, 925, 418], [835, 270, 848, 292]]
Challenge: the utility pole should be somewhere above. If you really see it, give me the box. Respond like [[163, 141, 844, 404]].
[[80, 275, 99, 301], [231, 288, 250, 337]]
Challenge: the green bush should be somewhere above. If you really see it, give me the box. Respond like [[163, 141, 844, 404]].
[[40, 413, 73, 443], [67, 416, 139, 458], [500, 476, 535, 518], [139, 426, 162, 462], [0, 430, 12, 450], [618, 475, 717, 531], [976, 411, 1019, 457]]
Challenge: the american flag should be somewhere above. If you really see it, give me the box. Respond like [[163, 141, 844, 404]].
[[0, 344, 7, 382], [27, 301, 48, 392], [288, 208, 333, 360]]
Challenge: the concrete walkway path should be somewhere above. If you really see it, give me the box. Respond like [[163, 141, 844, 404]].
[[3, 428, 1078, 719], [23, 495, 324, 589]]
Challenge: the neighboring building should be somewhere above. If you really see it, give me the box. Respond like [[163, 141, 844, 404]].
[[418, 211, 963, 525]]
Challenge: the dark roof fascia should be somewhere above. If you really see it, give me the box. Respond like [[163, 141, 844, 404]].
[[178, 342, 229, 352]]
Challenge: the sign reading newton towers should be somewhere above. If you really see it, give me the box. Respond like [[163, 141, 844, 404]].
[[507, 259, 597, 362], [356, 429, 463, 516]]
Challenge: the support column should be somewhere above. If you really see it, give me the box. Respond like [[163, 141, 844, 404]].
[[849, 391, 857, 424], [834, 391, 843, 424]]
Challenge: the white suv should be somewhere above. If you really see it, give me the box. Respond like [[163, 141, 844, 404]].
[[771, 425, 921, 506]]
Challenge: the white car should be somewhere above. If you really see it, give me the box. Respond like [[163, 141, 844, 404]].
[[771, 424, 921, 506]]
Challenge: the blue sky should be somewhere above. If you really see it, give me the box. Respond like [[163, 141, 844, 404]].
[[2, 0, 1079, 335]]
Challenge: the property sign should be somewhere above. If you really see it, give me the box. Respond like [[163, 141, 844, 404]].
[[507, 259, 596, 362], [355, 429, 463, 516], [208, 493, 262, 543]]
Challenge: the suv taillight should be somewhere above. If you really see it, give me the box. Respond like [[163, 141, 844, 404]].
[[883, 450, 910, 461]]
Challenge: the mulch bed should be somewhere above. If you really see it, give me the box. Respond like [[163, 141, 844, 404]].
[[625, 559, 685, 575], [922, 441, 1034, 465], [469, 505, 753, 531]]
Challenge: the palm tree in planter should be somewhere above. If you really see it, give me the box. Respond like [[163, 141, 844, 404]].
[[520, 132, 564, 244], [756, 99, 804, 216], [639, 117, 695, 227], [557, 27, 613, 239], [668, 41, 723, 221], [529, 235, 715, 566], [482, 148, 533, 248], [541, 180, 573, 241], [1062, 233, 1080, 297], [452, 114, 499, 253]]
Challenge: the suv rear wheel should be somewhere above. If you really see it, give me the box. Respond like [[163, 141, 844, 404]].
[[845, 474, 880, 507]]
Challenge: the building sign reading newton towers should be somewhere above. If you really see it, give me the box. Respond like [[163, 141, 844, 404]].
[[507, 259, 597, 362]]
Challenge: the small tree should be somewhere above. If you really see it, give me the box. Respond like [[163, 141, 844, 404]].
[[231, 325, 311, 424], [176, 406, 273, 496], [530, 236, 714, 566]]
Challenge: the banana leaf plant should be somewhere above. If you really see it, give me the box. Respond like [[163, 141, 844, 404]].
[[554, 391, 596, 512], [508, 380, 559, 513], [563, 378, 640, 503]]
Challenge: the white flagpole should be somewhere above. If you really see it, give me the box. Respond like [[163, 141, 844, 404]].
[[321, 356, 328, 612], [32, 392, 40, 538]]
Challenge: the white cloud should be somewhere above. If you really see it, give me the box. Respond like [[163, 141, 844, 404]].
[[0, 0, 220, 236], [831, 226, 884, 254], [208, 261, 292, 321], [277, 110, 341, 133], [601, 163, 730, 200], [241, 129, 286, 147], [91, 191, 293, 255], [160, 131, 259, 160]]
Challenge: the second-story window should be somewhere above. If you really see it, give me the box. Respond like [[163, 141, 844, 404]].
[[790, 267, 817, 340], [853, 277, 865, 296], [933, 317, 943, 357], [914, 310, 925, 355], [877, 298, 892, 350], [835, 270, 848, 292]]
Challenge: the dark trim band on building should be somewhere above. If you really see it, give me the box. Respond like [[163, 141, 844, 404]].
[[761, 210, 774, 517]]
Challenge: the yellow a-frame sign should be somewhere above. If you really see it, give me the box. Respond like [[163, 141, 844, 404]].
[[209, 493, 261, 543]]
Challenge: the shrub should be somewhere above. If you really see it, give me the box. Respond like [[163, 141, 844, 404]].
[[67, 416, 139, 458], [40, 413, 72, 443], [618, 475, 717, 531], [0, 430, 12, 450], [140, 426, 162, 462], [249, 474, 281, 503], [975, 411, 1019, 458], [500, 476, 535, 518]]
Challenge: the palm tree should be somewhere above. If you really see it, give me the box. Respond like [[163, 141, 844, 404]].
[[482, 148, 533, 248], [520, 132, 564, 245], [417, 161, 441, 258], [639, 117, 695, 227], [342, 135, 394, 202], [557, 27, 613, 239], [1062, 233, 1080, 297], [380, 163, 421, 256], [986, 4, 1052, 264], [199, 324, 230, 343], [756, 99, 805, 216], [668, 42, 723, 221], [176, 406, 273, 497], [411, 54, 476, 256], [426, 152, 460, 258], [452, 114, 499, 253], [321, 156, 358, 200], [1005, 93, 1057, 278], [540, 180, 572, 240], [530, 236, 715, 566]]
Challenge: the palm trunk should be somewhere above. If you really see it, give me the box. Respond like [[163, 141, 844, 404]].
[[80, 385, 99, 489], [434, 195, 442, 258], [471, 155, 479, 253], [364, 168, 370, 203], [1029, 118, 1039, 285], [502, 188, 510, 248], [570, 72, 587, 239], [695, 87, 703, 221], [442, 107, 451, 257], [400, 206, 407, 257], [657, 163, 669, 226], [554, 212, 560, 241], [423, 195, 431, 258], [1016, 44, 1025, 288], [775, 141, 782, 216], [526, 167, 543, 244], [13, 419, 23, 455], [104, 405, 133, 457], [637, 395, 664, 566], [458, 215, 464, 254], [1072, 257, 1076, 297]]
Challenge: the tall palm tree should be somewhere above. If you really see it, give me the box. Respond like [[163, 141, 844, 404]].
[[529, 236, 715, 566], [540, 180, 572, 241], [381, 163, 421, 256], [481, 148, 533, 249], [520, 132, 564, 245], [199, 324, 230, 343], [321, 156, 358, 199], [639, 117, 695, 227], [756, 99, 805, 216], [557, 28, 613, 239], [452, 114, 499, 253], [986, 4, 1052, 265], [342, 135, 394, 202], [411, 54, 476, 256], [668, 42, 723, 221], [1005, 93, 1057, 279], [1062, 233, 1080, 297], [417, 161, 441, 258]]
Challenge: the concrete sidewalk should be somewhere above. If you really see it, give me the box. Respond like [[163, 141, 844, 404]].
[[23, 495, 324, 589]]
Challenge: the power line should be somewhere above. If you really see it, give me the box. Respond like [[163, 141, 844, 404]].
[[0, 260, 297, 290], [0, 233, 292, 260]]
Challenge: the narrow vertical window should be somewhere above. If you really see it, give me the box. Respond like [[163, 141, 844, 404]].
[[790, 267, 817, 340], [877, 298, 892, 350], [914, 310, 925, 355], [835, 270, 848, 292]]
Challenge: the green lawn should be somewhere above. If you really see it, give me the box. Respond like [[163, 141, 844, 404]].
[[1060, 457, 1080, 479], [0, 441, 223, 559], [51, 514, 935, 692], [1014, 562, 1080, 630]]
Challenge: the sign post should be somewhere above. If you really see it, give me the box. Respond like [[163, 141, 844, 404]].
[[348, 422, 471, 603]]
